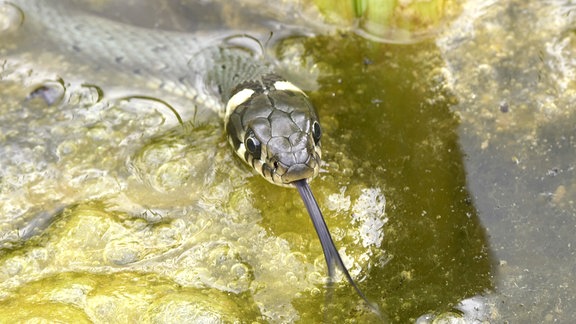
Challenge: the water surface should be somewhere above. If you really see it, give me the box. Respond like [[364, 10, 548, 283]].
[[0, 0, 574, 323]]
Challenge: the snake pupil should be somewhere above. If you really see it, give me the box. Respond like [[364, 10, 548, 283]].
[[312, 121, 322, 144], [245, 134, 261, 159]]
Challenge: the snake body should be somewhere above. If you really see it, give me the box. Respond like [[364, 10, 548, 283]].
[[7, 0, 377, 313], [12, 0, 321, 186]]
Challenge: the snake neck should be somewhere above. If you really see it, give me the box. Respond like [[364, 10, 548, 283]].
[[207, 46, 274, 105]]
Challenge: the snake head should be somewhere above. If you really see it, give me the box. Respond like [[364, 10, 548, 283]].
[[225, 74, 322, 187]]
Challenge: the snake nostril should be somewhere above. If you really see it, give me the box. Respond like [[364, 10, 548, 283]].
[[273, 161, 279, 170]]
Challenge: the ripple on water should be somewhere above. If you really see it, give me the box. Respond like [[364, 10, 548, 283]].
[[127, 125, 220, 206]]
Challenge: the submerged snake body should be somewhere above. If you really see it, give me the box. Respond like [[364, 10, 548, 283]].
[[9, 0, 377, 313]]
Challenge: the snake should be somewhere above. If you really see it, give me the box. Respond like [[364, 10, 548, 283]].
[[5, 0, 379, 314]]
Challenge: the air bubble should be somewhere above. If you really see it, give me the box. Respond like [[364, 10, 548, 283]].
[[27, 80, 66, 106], [104, 240, 141, 265], [0, 2, 23, 33]]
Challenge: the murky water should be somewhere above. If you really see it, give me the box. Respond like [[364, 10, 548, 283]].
[[438, 0, 576, 322], [0, 0, 574, 323]]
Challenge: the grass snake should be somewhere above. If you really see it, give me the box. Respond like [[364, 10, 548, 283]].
[[5, 0, 380, 315]]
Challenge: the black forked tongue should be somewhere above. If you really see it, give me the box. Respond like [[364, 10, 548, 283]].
[[293, 179, 382, 317]]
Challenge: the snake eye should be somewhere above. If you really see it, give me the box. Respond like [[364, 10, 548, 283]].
[[245, 132, 261, 159], [312, 121, 322, 145]]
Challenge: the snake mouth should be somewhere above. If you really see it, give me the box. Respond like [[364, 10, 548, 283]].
[[281, 163, 316, 184], [270, 147, 321, 185], [262, 155, 319, 186]]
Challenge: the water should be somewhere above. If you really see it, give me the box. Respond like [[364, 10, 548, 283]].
[[438, 0, 576, 322], [1, 0, 575, 322]]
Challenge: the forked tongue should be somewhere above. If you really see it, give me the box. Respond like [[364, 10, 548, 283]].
[[293, 179, 381, 316]]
